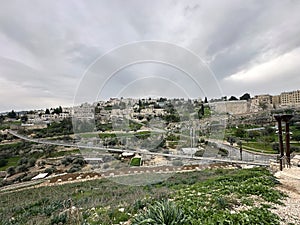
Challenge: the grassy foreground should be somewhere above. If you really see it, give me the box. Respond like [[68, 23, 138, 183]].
[[0, 167, 287, 225]]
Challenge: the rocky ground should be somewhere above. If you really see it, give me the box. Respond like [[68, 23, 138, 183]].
[[273, 167, 300, 225]]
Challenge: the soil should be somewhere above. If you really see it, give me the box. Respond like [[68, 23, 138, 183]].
[[273, 167, 300, 225]]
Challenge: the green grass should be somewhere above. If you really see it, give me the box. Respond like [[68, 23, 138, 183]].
[[172, 168, 285, 224], [242, 142, 277, 154], [0, 124, 10, 130], [79, 133, 99, 138], [0, 167, 287, 225], [0, 156, 20, 171], [0, 141, 24, 150], [48, 149, 80, 158], [98, 131, 160, 140]]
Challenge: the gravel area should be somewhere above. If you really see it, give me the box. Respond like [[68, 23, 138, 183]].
[[273, 167, 300, 225]]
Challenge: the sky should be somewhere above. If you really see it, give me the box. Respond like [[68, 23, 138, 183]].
[[1, 0, 300, 112]]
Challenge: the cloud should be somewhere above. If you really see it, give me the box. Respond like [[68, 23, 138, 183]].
[[221, 47, 300, 96], [1, 0, 300, 111]]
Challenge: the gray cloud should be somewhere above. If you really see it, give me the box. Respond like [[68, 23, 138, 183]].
[[1, 0, 300, 111]]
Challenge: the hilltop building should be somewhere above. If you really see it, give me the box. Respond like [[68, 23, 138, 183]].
[[280, 90, 300, 106]]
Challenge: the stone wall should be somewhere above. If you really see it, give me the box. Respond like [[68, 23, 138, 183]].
[[210, 100, 250, 115]]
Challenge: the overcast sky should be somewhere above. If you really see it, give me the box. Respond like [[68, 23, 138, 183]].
[[1, 0, 300, 112]]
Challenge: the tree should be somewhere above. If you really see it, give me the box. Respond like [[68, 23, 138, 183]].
[[263, 126, 274, 136], [7, 110, 17, 119], [248, 130, 261, 140], [45, 108, 50, 114], [198, 104, 204, 119], [16, 164, 28, 173], [52, 106, 63, 114], [18, 157, 28, 166], [6, 166, 15, 176], [240, 93, 251, 101], [272, 143, 279, 152], [227, 136, 236, 145], [222, 96, 227, 101], [228, 96, 238, 101], [204, 97, 208, 103], [0, 115, 4, 124], [293, 134, 300, 143], [0, 159, 8, 167], [21, 115, 28, 123], [235, 128, 246, 138]]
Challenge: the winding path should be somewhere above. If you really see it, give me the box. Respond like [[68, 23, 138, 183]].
[[8, 130, 272, 166]]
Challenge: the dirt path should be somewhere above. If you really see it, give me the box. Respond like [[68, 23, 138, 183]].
[[273, 167, 300, 225]]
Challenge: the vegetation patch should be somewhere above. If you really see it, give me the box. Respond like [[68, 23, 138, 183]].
[[0, 167, 287, 225], [130, 157, 142, 166], [0, 156, 20, 171]]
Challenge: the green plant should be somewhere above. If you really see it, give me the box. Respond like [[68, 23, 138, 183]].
[[131, 200, 187, 225], [51, 212, 67, 224], [130, 157, 142, 166]]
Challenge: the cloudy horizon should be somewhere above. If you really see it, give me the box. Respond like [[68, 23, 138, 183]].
[[1, 0, 300, 112]]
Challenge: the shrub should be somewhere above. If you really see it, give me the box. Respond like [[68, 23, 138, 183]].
[[61, 156, 73, 166], [0, 159, 8, 167], [18, 157, 28, 166], [130, 157, 142, 166], [172, 160, 183, 167], [68, 164, 81, 173], [195, 150, 204, 157], [51, 212, 67, 225], [103, 164, 110, 169], [44, 167, 56, 175], [131, 200, 187, 225], [28, 158, 36, 167], [16, 164, 28, 173], [6, 166, 15, 176], [72, 157, 86, 166]]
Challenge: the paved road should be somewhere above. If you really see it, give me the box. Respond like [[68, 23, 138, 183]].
[[212, 140, 277, 163], [8, 130, 271, 166]]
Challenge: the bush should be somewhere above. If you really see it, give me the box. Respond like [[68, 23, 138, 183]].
[[130, 157, 142, 166], [68, 164, 81, 173], [73, 157, 86, 166], [0, 159, 8, 167], [272, 143, 279, 151], [61, 156, 73, 166], [131, 200, 187, 225], [172, 160, 183, 167], [218, 148, 229, 156], [44, 167, 56, 175], [18, 157, 28, 166], [16, 164, 28, 173], [103, 164, 110, 169], [51, 212, 67, 225], [28, 158, 36, 167], [195, 150, 204, 157], [6, 166, 15, 176]]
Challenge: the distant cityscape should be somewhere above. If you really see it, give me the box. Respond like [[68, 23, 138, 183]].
[[2, 89, 300, 125], [210, 89, 300, 115]]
